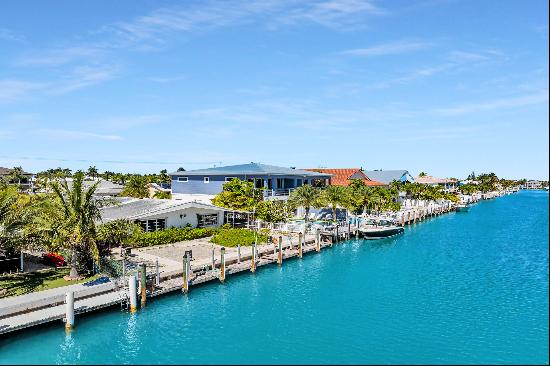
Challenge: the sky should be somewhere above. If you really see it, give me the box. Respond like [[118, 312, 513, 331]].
[[0, 0, 548, 180]]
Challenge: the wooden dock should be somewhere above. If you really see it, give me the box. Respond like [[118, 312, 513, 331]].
[[0, 204, 458, 336]]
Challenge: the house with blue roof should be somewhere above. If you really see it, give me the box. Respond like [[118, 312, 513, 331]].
[[363, 170, 415, 185], [170, 162, 332, 198]]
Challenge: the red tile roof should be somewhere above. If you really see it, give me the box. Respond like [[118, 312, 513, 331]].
[[303, 168, 386, 187]]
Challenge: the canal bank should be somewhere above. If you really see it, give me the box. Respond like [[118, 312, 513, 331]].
[[0, 190, 548, 364]]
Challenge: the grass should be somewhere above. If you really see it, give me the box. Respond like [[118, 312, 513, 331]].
[[210, 228, 268, 247], [0, 267, 99, 298]]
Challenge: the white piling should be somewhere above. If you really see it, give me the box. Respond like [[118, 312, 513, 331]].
[[211, 248, 216, 273], [65, 291, 75, 330], [155, 258, 160, 286], [20, 251, 24, 272], [220, 247, 226, 282], [128, 275, 137, 313], [237, 244, 241, 263]]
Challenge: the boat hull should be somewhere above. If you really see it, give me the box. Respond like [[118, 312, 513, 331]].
[[456, 206, 470, 212], [360, 226, 404, 239]]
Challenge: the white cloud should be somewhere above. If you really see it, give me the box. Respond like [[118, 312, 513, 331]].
[[342, 40, 432, 57], [0, 80, 47, 103], [17, 46, 103, 67], [35, 129, 123, 141], [432, 90, 549, 116], [0, 28, 25, 42]]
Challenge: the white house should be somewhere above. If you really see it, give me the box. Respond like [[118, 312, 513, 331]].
[[99, 197, 249, 231]]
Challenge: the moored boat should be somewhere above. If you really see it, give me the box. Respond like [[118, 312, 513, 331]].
[[359, 217, 404, 239], [456, 203, 470, 212]]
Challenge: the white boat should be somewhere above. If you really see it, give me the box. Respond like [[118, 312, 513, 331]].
[[456, 203, 470, 212], [359, 217, 404, 239]]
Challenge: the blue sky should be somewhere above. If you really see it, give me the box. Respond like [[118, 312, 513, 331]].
[[1, 0, 548, 179]]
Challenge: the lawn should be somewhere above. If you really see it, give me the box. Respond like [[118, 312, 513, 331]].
[[0, 267, 99, 298]]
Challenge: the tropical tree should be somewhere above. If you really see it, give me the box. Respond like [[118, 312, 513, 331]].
[[159, 169, 171, 184], [121, 175, 149, 198], [256, 200, 294, 223], [319, 185, 348, 221], [87, 166, 99, 180], [211, 178, 263, 212], [177, 167, 186, 172], [288, 184, 322, 226], [97, 219, 142, 251], [418, 171, 427, 177], [0, 186, 34, 255], [153, 191, 171, 199], [50, 172, 103, 279]]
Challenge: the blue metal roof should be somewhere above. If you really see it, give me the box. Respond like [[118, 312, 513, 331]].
[[363, 170, 412, 184], [170, 162, 331, 178]]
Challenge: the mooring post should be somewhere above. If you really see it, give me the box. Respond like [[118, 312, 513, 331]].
[[182, 255, 190, 294], [237, 244, 241, 264], [155, 258, 160, 286], [347, 222, 351, 239], [335, 225, 339, 243], [277, 236, 283, 265], [401, 213, 405, 227], [20, 251, 24, 272], [211, 247, 216, 273], [139, 263, 147, 306], [65, 291, 75, 330], [128, 275, 137, 313], [219, 247, 226, 282], [315, 228, 321, 252], [251, 243, 257, 272], [298, 232, 303, 258]]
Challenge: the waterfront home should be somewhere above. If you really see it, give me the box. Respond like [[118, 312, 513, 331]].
[[303, 168, 386, 187], [69, 178, 124, 197], [170, 162, 332, 199], [0, 167, 34, 191], [415, 175, 458, 192], [522, 180, 543, 190], [362, 170, 415, 185], [99, 197, 250, 231]]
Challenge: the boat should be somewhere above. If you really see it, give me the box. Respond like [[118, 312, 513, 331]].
[[456, 203, 470, 212], [358, 217, 404, 239]]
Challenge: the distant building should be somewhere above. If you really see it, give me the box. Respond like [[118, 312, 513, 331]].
[[415, 175, 458, 192], [0, 167, 34, 191], [362, 170, 414, 185], [66, 178, 124, 197], [522, 180, 542, 190], [170, 162, 332, 199], [99, 197, 250, 231], [303, 168, 385, 187]]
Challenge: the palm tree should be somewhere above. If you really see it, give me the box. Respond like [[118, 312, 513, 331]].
[[418, 171, 427, 177], [121, 175, 149, 198], [87, 166, 99, 180], [288, 184, 322, 227], [0, 186, 34, 255], [320, 185, 347, 222], [51, 172, 102, 279]]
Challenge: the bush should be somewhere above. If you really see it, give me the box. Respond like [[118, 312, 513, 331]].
[[131, 227, 215, 247], [210, 228, 267, 247]]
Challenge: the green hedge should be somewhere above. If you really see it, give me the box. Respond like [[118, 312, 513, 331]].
[[210, 228, 267, 247], [131, 227, 215, 247]]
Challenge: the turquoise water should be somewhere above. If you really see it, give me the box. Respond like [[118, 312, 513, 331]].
[[1, 191, 548, 364]]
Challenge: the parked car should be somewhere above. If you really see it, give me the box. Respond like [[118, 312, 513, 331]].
[[42, 252, 66, 267]]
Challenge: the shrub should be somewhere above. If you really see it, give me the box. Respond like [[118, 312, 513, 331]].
[[210, 228, 267, 247], [131, 227, 215, 247]]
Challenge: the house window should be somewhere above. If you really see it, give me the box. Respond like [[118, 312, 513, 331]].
[[204, 177, 210, 183], [136, 218, 166, 232], [197, 213, 218, 228], [177, 177, 188, 182], [225, 177, 237, 182]]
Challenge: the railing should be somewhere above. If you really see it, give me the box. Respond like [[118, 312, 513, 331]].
[[263, 188, 294, 198]]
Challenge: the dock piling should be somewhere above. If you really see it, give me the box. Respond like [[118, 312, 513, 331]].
[[155, 258, 160, 286], [211, 248, 215, 273], [251, 243, 257, 273], [237, 244, 241, 263], [128, 275, 137, 313], [182, 255, 190, 293], [277, 236, 283, 265], [315, 229, 321, 252], [298, 232, 303, 258], [65, 291, 74, 330], [219, 247, 226, 282], [139, 263, 147, 306]]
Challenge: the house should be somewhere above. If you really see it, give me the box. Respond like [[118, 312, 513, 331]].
[[303, 168, 385, 187], [362, 170, 414, 185], [170, 162, 332, 199], [415, 175, 458, 192], [0, 167, 34, 191], [99, 197, 250, 231], [148, 182, 171, 198], [522, 180, 542, 190], [67, 178, 124, 197]]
